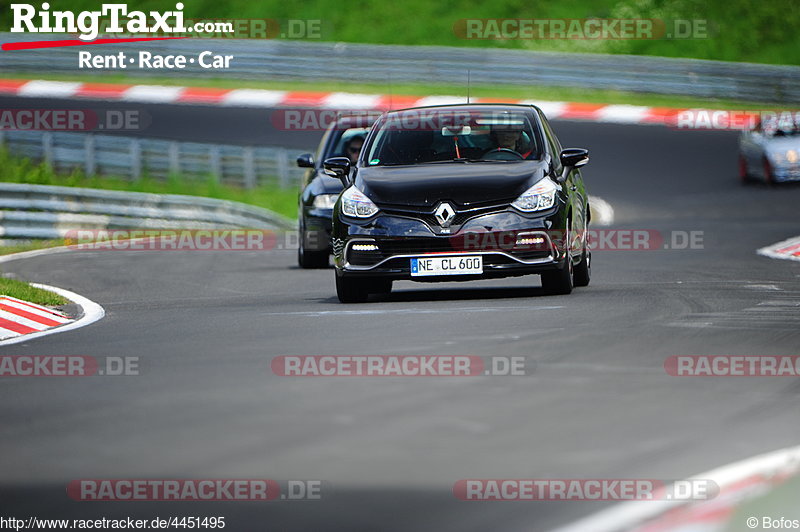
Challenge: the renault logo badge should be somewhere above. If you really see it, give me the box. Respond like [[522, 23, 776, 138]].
[[434, 202, 456, 227]]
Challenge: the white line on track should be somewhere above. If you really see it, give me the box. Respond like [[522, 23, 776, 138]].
[[0, 284, 104, 347], [757, 235, 800, 263], [547, 443, 800, 532]]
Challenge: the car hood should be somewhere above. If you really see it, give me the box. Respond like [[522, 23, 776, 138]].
[[762, 136, 800, 153], [354, 160, 547, 207], [317, 173, 345, 194]]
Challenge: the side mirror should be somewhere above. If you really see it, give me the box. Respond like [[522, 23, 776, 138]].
[[560, 148, 589, 169], [296, 153, 315, 168], [323, 157, 352, 186]]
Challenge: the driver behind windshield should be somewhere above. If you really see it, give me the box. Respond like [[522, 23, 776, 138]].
[[343, 134, 365, 164], [489, 124, 534, 158]]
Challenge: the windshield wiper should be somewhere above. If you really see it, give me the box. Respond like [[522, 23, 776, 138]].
[[464, 158, 522, 163]]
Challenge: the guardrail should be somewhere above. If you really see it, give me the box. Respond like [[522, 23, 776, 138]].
[[0, 130, 306, 189], [1, 34, 798, 103], [0, 182, 294, 240]]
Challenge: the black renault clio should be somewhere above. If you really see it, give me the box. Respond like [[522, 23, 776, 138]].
[[325, 104, 591, 303]]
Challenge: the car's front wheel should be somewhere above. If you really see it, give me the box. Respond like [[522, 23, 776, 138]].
[[573, 249, 591, 287], [336, 275, 369, 303], [370, 279, 392, 295], [542, 258, 573, 295], [738, 155, 751, 184], [762, 156, 775, 185], [298, 245, 328, 269], [298, 222, 329, 269]]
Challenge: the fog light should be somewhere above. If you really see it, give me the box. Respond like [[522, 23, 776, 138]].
[[352, 243, 379, 251], [516, 235, 545, 246]]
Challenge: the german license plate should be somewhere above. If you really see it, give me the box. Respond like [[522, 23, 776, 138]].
[[410, 256, 483, 276]]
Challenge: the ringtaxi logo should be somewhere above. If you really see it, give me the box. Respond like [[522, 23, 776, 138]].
[[10, 3, 190, 42]]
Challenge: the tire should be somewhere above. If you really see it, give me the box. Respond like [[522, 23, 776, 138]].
[[369, 279, 393, 295], [297, 225, 329, 269], [573, 248, 591, 287], [738, 155, 750, 184], [763, 156, 775, 185], [542, 259, 573, 295], [336, 274, 369, 303]]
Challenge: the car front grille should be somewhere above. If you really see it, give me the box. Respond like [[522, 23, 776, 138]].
[[346, 234, 552, 267], [380, 203, 510, 229]]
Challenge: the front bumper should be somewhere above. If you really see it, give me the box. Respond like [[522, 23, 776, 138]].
[[333, 209, 569, 281], [772, 164, 800, 182]]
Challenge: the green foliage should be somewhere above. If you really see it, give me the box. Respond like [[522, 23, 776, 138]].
[[0, 277, 68, 306], [1, 0, 796, 64]]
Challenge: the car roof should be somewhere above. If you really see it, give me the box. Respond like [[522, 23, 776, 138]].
[[385, 103, 540, 115], [332, 114, 381, 128]]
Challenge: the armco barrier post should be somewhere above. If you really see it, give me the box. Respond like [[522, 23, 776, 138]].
[[42, 132, 53, 168], [277, 148, 291, 188], [243, 146, 256, 189], [168, 142, 180, 176], [84, 135, 96, 176], [130, 138, 142, 181], [209, 146, 222, 184]]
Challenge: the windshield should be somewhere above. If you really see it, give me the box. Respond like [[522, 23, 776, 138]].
[[328, 127, 369, 158], [759, 112, 800, 137], [364, 109, 541, 166]]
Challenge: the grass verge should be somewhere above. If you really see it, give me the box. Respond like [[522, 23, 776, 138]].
[[0, 277, 68, 306], [0, 148, 299, 220]]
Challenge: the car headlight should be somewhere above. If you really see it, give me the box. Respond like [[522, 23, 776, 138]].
[[511, 178, 558, 212], [341, 186, 379, 218], [312, 194, 338, 209]]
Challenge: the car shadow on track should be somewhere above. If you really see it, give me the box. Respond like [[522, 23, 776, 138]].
[[316, 285, 569, 304]]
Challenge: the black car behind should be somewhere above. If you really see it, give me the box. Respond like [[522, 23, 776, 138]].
[[296, 114, 378, 268]]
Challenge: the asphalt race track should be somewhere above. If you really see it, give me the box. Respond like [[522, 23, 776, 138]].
[[1, 98, 800, 531]]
